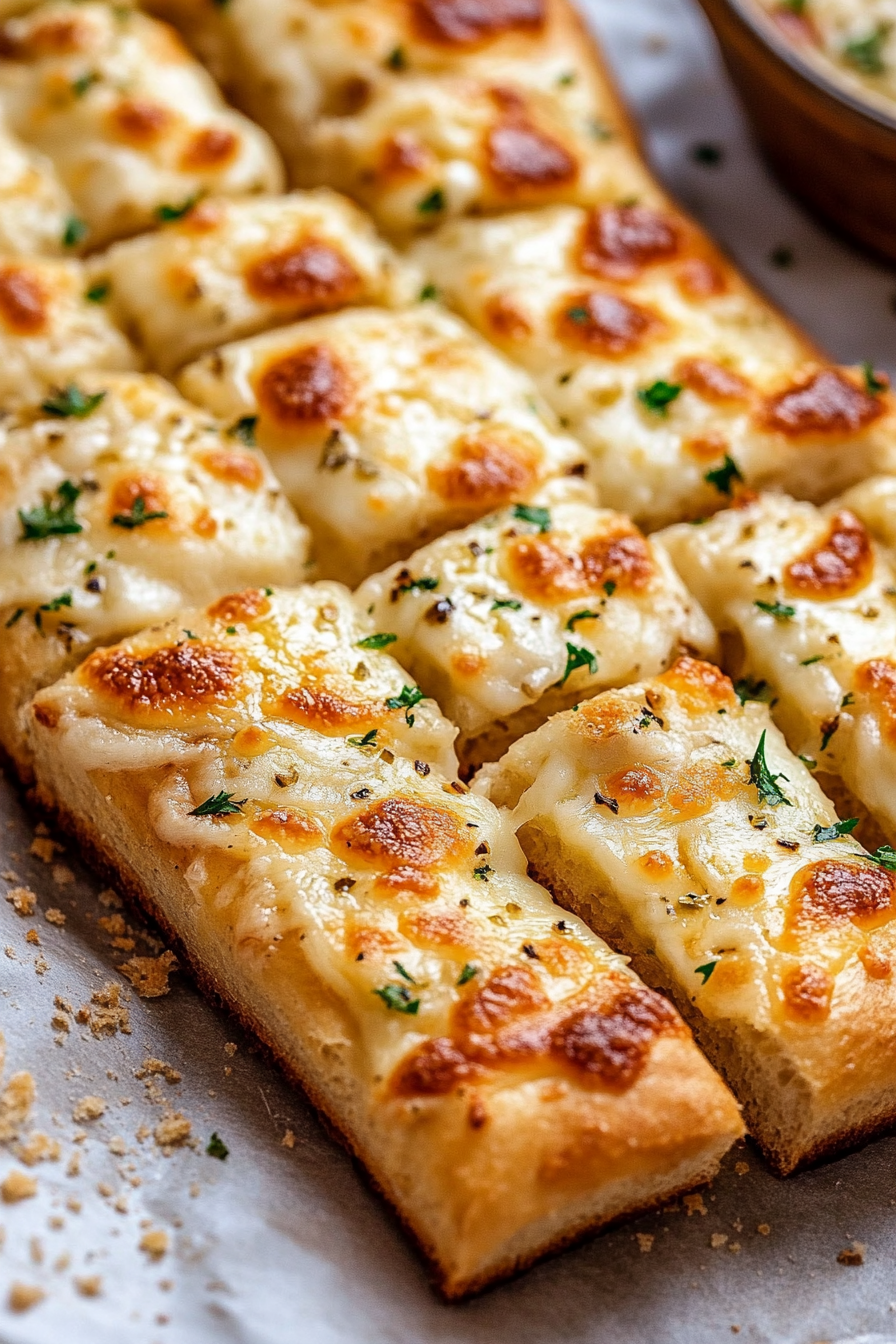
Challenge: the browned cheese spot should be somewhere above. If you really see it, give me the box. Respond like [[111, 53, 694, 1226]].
[[677, 357, 751, 404], [603, 765, 663, 817], [556, 290, 663, 356], [332, 796, 472, 897], [780, 962, 833, 1023], [108, 98, 175, 146], [784, 510, 874, 601], [676, 256, 728, 298], [763, 369, 884, 437], [486, 115, 578, 196], [658, 656, 736, 715], [571, 692, 637, 744], [198, 447, 264, 491], [784, 859, 896, 945], [82, 642, 239, 718], [250, 807, 322, 854], [400, 909, 474, 947], [428, 427, 540, 507], [548, 985, 681, 1089], [278, 684, 382, 736], [854, 658, 896, 744], [579, 204, 679, 283], [377, 132, 428, 180], [484, 293, 533, 342], [503, 518, 653, 603], [0, 265, 47, 335], [256, 344, 353, 428], [453, 963, 549, 1059], [666, 761, 741, 821], [391, 1036, 481, 1096], [179, 125, 239, 172], [108, 475, 169, 529], [411, 0, 545, 47], [6, 15, 90, 57], [206, 588, 271, 624], [245, 240, 361, 311]]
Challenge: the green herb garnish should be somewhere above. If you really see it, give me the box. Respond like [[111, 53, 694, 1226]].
[[5, 608, 24, 628], [347, 729, 378, 750], [637, 380, 682, 416], [72, 70, 98, 97], [356, 632, 397, 649], [862, 360, 889, 394], [843, 25, 889, 76], [511, 503, 551, 532], [393, 960, 416, 983], [704, 454, 743, 497], [561, 642, 598, 685], [84, 282, 109, 303], [748, 729, 791, 808], [419, 282, 439, 301], [189, 791, 246, 817], [867, 845, 896, 870], [206, 1132, 229, 1160], [373, 984, 419, 1014], [111, 496, 168, 529], [735, 677, 773, 705], [386, 44, 406, 69], [385, 684, 424, 725], [473, 863, 494, 881], [417, 187, 445, 214], [394, 575, 439, 597], [41, 385, 105, 418], [801, 655, 823, 666], [457, 963, 478, 986], [227, 415, 257, 446], [492, 598, 522, 612], [62, 216, 88, 248], [695, 960, 719, 983], [156, 193, 200, 223], [566, 609, 600, 630], [754, 599, 796, 620], [18, 479, 82, 540], [812, 818, 859, 843]]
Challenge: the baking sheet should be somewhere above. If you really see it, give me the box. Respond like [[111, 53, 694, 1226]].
[[5, 2, 896, 1341]]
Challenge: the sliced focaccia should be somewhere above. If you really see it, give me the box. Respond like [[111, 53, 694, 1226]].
[[0, 111, 75, 256], [0, 255, 137, 405], [27, 586, 741, 1297], [96, 189, 417, 374], [356, 498, 716, 767], [0, 371, 309, 776], [413, 206, 895, 528], [660, 492, 896, 844], [477, 655, 896, 1174], [178, 304, 590, 584], [145, 0, 638, 235], [0, 2, 284, 248]]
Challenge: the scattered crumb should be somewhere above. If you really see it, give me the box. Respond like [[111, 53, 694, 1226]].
[[684, 1194, 707, 1217], [97, 1182, 113, 1199], [838, 1243, 865, 1266], [17, 1133, 61, 1166], [34, 954, 49, 975], [51, 866, 73, 888], [48, 1216, 63, 1230], [140, 1228, 169, 1261], [65, 1197, 81, 1213], [66, 1151, 81, 1177], [72, 1095, 106, 1123], [113, 1193, 128, 1214], [25, 929, 40, 946], [53, 1253, 70, 1272], [0, 1066, 36, 1142], [5, 886, 36, 916], [734, 1161, 749, 1176], [223, 1042, 237, 1058], [757, 1223, 771, 1236], [29, 1236, 43, 1265], [135, 1059, 181, 1085], [98, 887, 122, 908], [154, 1114, 191, 1150], [2, 1170, 38, 1203], [8, 1282, 45, 1312], [711, 1232, 728, 1249], [44, 907, 66, 926], [636, 1233, 654, 1253], [189, 1182, 200, 1198], [74, 1275, 102, 1297], [118, 951, 177, 998], [5, 947, 15, 959], [76, 982, 131, 1037], [281, 1129, 296, 1150], [30, 835, 59, 864], [728, 1242, 742, 1254], [108, 1136, 126, 1157]]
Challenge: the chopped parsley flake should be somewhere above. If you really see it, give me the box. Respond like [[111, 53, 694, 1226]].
[[748, 730, 791, 808], [492, 598, 522, 611], [18, 479, 82, 540], [754, 599, 796, 620], [392, 960, 416, 983], [561, 641, 598, 685], [393, 575, 439, 597], [862, 360, 889, 394], [704, 454, 743, 497], [457, 963, 478, 986], [35, 590, 73, 630], [5, 608, 24, 628], [347, 728, 378, 750], [417, 187, 445, 214], [843, 25, 888, 76], [84, 282, 109, 303], [566, 609, 600, 631], [419, 282, 439, 301], [385, 684, 424, 726], [801, 655, 823, 666], [557, 70, 576, 86], [800, 755, 817, 770], [735, 677, 773, 705], [157, 193, 200, 222], [867, 844, 896, 871], [374, 984, 419, 1014], [356, 632, 397, 649], [820, 717, 840, 751], [206, 1132, 228, 1160], [72, 70, 98, 97], [603, 580, 616, 597], [227, 415, 257, 446], [473, 863, 494, 881], [41, 385, 106, 418], [189, 791, 246, 817], [511, 503, 551, 532], [694, 960, 719, 983], [841, 692, 855, 708], [62, 216, 88, 248], [637, 380, 682, 416], [385, 44, 406, 69], [812, 818, 859, 843], [112, 495, 168, 529], [566, 305, 590, 324]]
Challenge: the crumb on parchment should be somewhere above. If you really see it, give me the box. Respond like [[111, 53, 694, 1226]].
[[636, 1233, 653, 1253], [140, 1228, 169, 1260], [5, 886, 36, 917], [8, 1282, 45, 1312], [72, 1096, 106, 1123], [17, 1133, 60, 1166], [2, 1170, 38, 1203], [153, 1114, 192, 1150], [684, 1194, 707, 1217], [838, 1242, 866, 1266], [44, 907, 66, 926], [74, 1275, 102, 1297], [117, 951, 177, 998], [76, 982, 131, 1037]]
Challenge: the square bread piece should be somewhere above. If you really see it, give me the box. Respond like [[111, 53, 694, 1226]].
[[476, 655, 896, 1174], [0, 111, 76, 256], [660, 492, 896, 844], [27, 584, 741, 1298], [96, 190, 418, 375], [178, 304, 590, 585], [0, 2, 284, 248], [145, 0, 640, 236], [0, 371, 309, 778], [413, 206, 896, 528], [0, 255, 137, 405], [356, 497, 716, 767]]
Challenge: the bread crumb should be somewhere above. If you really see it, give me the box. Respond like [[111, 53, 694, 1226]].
[[684, 1194, 707, 1217], [34, 954, 49, 975], [223, 1042, 237, 1057], [30, 836, 59, 864], [53, 1253, 70, 1272], [135, 1058, 181, 1085], [98, 914, 126, 937], [113, 1193, 128, 1214], [636, 1233, 653, 1253], [757, 1223, 771, 1236], [281, 1129, 296, 1149], [2, 1169, 37, 1202], [140, 1228, 169, 1260], [29, 1236, 42, 1264], [8, 1282, 45, 1312], [728, 1242, 742, 1254], [17, 1133, 61, 1166], [77, 982, 131, 1037], [72, 1095, 105, 1122], [734, 1161, 749, 1175], [97, 1182, 113, 1198], [189, 1182, 200, 1198], [5, 946, 16, 959], [44, 907, 66, 926], [74, 1275, 102, 1297], [98, 887, 122, 908], [48, 1216, 63, 1230], [66, 1151, 81, 1177], [117, 951, 177, 998], [709, 1231, 727, 1248], [65, 1197, 81, 1213], [108, 1135, 126, 1156], [153, 1113, 191, 1149], [0, 1067, 36, 1142], [25, 929, 40, 945], [51, 866, 73, 887], [5, 886, 36, 916], [838, 1243, 865, 1266]]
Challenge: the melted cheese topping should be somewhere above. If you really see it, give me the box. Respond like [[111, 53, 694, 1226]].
[[356, 498, 716, 753], [413, 207, 896, 528], [30, 581, 699, 1111], [178, 304, 589, 583], [0, 2, 284, 247], [757, 0, 896, 113], [0, 372, 309, 744], [477, 657, 894, 1035], [0, 111, 74, 256], [0, 256, 136, 405], [661, 492, 896, 840], [97, 189, 418, 374]]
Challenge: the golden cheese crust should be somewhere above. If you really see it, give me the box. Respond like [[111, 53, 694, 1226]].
[[95, 189, 418, 374], [178, 303, 590, 583], [0, 2, 284, 248], [476, 656, 896, 1172], [27, 586, 741, 1296], [356, 497, 716, 765], [0, 371, 309, 776], [0, 255, 137, 405]]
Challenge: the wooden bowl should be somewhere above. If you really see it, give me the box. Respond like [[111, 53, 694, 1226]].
[[697, 0, 896, 264]]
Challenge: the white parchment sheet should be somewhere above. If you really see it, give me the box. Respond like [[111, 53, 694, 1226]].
[[4, 3, 896, 1342]]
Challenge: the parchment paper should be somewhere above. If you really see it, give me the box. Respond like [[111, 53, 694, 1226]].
[[5, 2, 896, 1341]]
